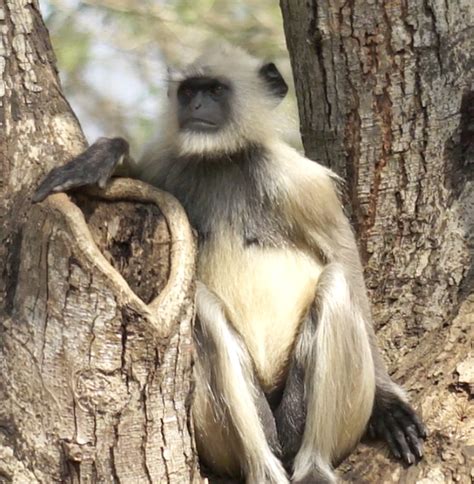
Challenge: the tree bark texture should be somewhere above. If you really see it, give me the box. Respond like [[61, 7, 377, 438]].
[[0, 1, 199, 482], [280, 1, 473, 482]]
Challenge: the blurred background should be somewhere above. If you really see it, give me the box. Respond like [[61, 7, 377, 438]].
[[41, 0, 301, 154]]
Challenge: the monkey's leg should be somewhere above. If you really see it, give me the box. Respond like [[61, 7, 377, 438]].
[[277, 263, 376, 484], [273, 358, 305, 471], [193, 282, 288, 484]]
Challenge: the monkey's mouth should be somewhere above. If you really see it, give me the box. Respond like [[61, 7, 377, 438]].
[[182, 118, 219, 131]]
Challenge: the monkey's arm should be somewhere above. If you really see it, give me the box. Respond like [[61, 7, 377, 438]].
[[283, 160, 426, 465], [32, 137, 132, 203], [325, 204, 427, 464]]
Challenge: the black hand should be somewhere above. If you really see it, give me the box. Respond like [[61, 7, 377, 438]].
[[32, 137, 129, 203], [368, 392, 426, 466]]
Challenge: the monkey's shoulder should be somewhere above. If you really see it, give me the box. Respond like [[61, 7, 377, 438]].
[[270, 143, 339, 194], [268, 144, 344, 230]]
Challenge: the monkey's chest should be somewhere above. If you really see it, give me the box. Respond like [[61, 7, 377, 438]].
[[197, 235, 323, 391]]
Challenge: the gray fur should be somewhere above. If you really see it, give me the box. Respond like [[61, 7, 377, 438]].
[[139, 143, 293, 249]]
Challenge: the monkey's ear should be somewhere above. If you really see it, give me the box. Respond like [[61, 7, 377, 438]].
[[167, 66, 184, 82], [259, 62, 288, 101]]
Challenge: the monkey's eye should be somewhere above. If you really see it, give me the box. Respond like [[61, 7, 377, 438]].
[[211, 84, 224, 96], [181, 88, 194, 98]]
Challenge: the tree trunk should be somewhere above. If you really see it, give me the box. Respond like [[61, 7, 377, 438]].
[[0, 1, 199, 482], [280, 0, 473, 482]]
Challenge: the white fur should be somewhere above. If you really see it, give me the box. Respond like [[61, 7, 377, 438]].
[[198, 234, 324, 391], [193, 283, 289, 484], [293, 264, 375, 479]]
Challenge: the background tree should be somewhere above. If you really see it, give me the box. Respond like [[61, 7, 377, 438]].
[[281, 0, 473, 482], [0, 0, 472, 482]]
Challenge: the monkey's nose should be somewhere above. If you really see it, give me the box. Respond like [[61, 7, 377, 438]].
[[192, 92, 204, 110]]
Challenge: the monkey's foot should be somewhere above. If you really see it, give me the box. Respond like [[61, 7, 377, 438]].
[[368, 395, 427, 466], [291, 460, 337, 484], [292, 471, 335, 484], [292, 477, 334, 484]]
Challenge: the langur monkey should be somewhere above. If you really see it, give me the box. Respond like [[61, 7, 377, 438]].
[[34, 45, 426, 483]]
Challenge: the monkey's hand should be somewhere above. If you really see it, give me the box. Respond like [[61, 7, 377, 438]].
[[32, 137, 130, 203], [367, 394, 427, 466]]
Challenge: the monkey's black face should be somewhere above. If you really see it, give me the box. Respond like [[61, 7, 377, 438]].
[[177, 77, 232, 133]]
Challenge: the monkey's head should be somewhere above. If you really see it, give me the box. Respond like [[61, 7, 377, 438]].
[[167, 45, 289, 156]]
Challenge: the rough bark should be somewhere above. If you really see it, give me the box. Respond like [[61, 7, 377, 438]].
[[0, 1, 199, 482], [280, 0, 473, 482]]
